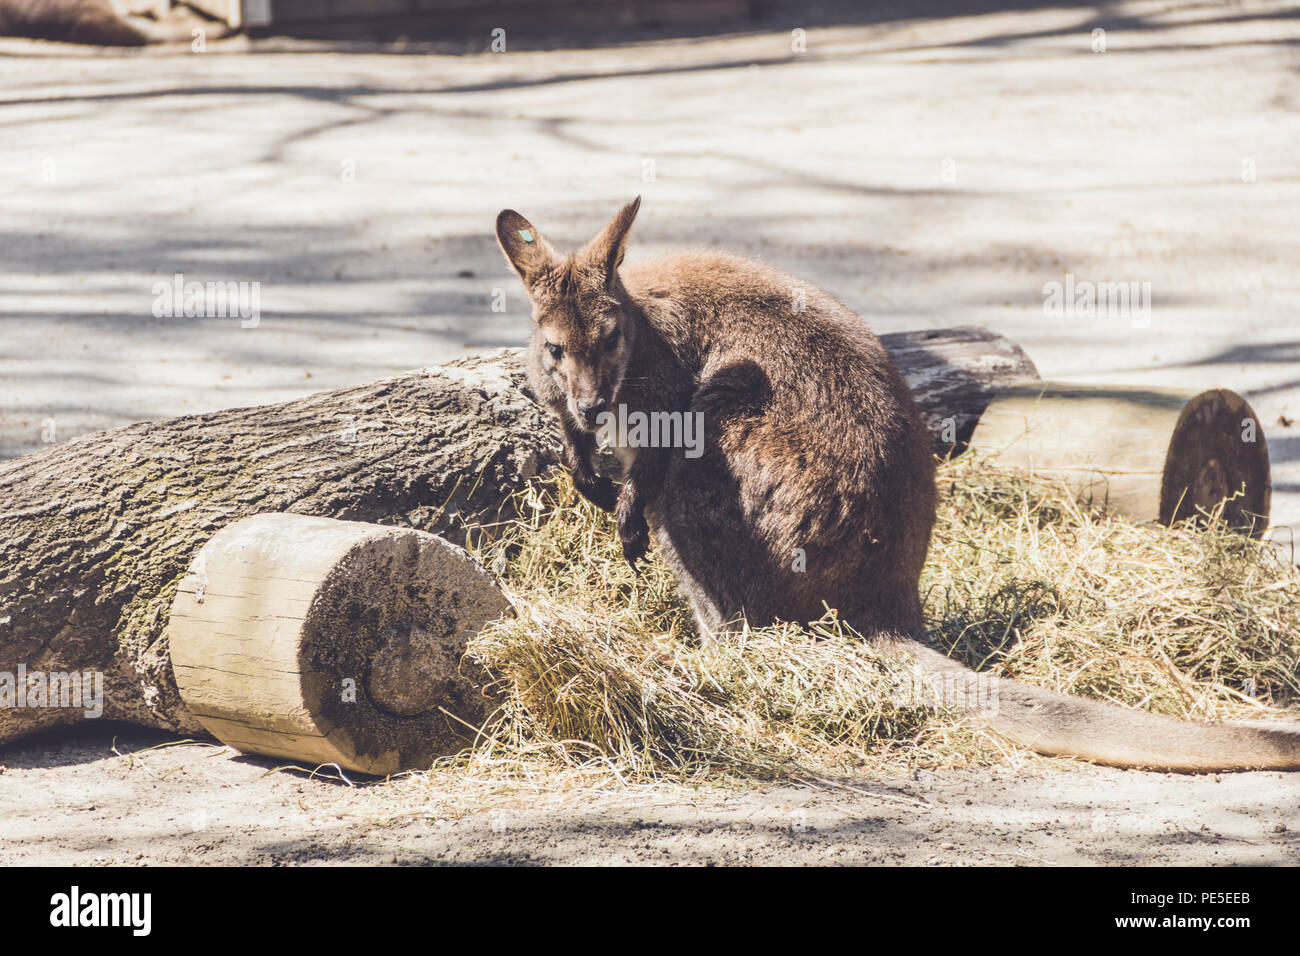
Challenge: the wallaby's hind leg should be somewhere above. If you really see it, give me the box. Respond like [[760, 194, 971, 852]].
[[645, 505, 734, 640], [645, 361, 783, 634], [645, 451, 750, 636]]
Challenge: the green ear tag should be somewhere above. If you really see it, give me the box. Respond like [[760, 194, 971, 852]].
[[518, 229, 534, 243]]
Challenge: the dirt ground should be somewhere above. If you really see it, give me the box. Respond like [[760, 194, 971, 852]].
[[0, 725, 1295, 865], [2, 1, 1299, 864]]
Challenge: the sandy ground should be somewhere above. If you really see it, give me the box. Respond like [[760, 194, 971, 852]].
[[0, 725, 1296, 865], [2, 2, 1300, 864]]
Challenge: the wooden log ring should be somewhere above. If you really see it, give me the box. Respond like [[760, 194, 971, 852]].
[[168, 513, 509, 775], [967, 384, 1271, 536]]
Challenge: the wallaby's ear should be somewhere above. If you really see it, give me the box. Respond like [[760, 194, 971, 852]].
[[581, 196, 640, 289], [496, 209, 559, 291]]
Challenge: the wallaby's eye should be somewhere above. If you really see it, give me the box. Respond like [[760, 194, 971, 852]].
[[546, 342, 563, 361], [603, 330, 621, 353]]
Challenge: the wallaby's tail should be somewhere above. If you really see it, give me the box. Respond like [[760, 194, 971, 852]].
[[902, 642, 1300, 772]]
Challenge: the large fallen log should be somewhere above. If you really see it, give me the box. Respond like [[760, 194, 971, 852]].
[[0, 329, 1038, 747], [0, 350, 560, 745], [878, 325, 1040, 454]]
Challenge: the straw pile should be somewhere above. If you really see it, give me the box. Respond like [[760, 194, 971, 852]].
[[431, 457, 1300, 788]]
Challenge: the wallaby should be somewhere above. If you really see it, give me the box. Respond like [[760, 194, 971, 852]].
[[496, 197, 1300, 773]]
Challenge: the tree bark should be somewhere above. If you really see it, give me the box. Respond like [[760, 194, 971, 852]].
[[0, 350, 560, 745], [0, 328, 1037, 746], [879, 325, 1040, 454]]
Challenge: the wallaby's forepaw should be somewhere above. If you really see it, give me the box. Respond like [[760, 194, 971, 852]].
[[616, 500, 650, 569], [574, 472, 618, 512]]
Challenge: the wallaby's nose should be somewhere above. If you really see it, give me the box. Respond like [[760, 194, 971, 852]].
[[576, 397, 608, 426]]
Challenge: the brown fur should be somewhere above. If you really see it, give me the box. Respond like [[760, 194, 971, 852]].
[[497, 198, 1300, 772], [0, 0, 224, 45], [0, 0, 147, 43]]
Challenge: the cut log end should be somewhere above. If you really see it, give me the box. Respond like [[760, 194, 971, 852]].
[[1161, 388, 1271, 534], [968, 383, 1271, 537], [168, 513, 509, 776]]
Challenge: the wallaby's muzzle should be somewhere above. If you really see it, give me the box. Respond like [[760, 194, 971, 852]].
[[574, 397, 608, 429]]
